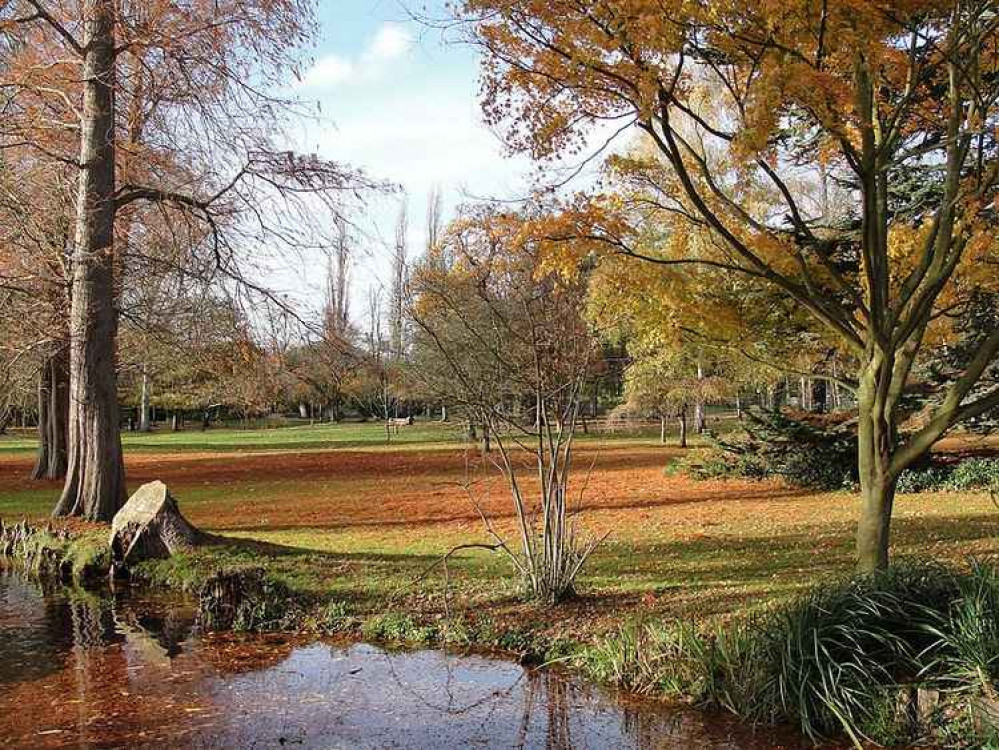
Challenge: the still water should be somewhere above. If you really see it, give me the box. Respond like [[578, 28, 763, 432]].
[[0, 570, 808, 749]]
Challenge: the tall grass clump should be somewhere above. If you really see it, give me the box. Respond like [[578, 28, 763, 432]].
[[585, 561, 999, 748], [922, 562, 999, 694]]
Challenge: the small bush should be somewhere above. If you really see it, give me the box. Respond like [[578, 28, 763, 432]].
[[897, 457, 999, 495], [320, 600, 358, 633], [582, 620, 699, 695], [695, 409, 857, 490], [198, 568, 298, 632], [897, 466, 954, 494], [948, 458, 999, 491]]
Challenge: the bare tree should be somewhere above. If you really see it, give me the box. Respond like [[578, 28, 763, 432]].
[[2, 0, 375, 520], [390, 194, 409, 362], [325, 216, 352, 339], [410, 207, 605, 604]]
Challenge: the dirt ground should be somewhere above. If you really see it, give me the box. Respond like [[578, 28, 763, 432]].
[[0, 443, 803, 531]]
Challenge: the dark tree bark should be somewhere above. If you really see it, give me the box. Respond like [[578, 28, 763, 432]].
[[32, 348, 69, 480], [53, 0, 127, 522], [811, 378, 828, 413]]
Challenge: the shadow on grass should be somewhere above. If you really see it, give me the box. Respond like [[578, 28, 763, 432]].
[[199, 532, 444, 566], [581, 512, 999, 618]]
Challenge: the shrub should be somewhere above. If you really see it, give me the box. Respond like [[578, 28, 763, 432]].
[[897, 466, 953, 494], [896, 457, 999, 495], [198, 568, 298, 632], [582, 620, 700, 695], [582, 561, 999, 748], [696, 409, 857, 490], [320, 600, 358, 633], [948, 458, 999, 491], [360, 612, 436, 644]]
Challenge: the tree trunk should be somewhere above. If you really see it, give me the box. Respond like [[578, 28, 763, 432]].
[[53, 0, 126, 522], [482, 425, 491, 453], [32, 348, 69, 480], [171, 413, 180, 432], [138, 369, 151, 431], [440, 403, 447, 422], [735, 394, 743, 421], [857, 470, 896, 572], [811, 377, 828, 413], [695, 360, 706, 433], [660, 415, 666, 445], [855, 362, 898, 572], [831, 360, 843, 410], [678, 409, 688, 448]]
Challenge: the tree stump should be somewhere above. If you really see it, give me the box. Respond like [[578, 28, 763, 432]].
[[109, 481, 202, 565]]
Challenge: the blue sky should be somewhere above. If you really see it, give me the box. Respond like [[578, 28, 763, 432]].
[[280, 0, 535, 317]]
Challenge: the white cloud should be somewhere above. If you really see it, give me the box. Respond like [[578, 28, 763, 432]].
[[296, 23, 413, 91], [298, 54, 354, 89], [367, 24, 413, 61]]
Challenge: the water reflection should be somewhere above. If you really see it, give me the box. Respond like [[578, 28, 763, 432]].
[[0, 572, 807, 749]]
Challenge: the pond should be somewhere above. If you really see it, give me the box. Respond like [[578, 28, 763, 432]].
[[0, 570, 809, 749]]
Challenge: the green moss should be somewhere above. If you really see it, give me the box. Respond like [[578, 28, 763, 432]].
[[361, 612, 437, 644]]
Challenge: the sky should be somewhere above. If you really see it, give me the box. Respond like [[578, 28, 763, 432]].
[[279, 0, 537, 319]]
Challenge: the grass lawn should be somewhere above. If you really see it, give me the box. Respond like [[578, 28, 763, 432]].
[[2, 420, 997, 642]]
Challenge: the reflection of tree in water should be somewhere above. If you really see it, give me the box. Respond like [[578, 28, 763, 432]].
[[376, 647, 578, 749], [65, 592, 127, 748], [0, 572, 74, 684], [622, 700, 686, 748], [515, 669, 573, 750], [618, 689, 797, 750], [68, 591, 124, 650]]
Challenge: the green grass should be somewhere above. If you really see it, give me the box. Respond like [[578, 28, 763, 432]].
[[0, 418, 687, 456]]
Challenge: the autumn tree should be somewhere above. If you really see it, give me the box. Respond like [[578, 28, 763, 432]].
[[410, 206, 605, 603], [0, 154, 73, 477], [622, 348, 731, 448], [458, 0, 999, 570], [2, 0, 369, 520], [0, 304, 36, 435]]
